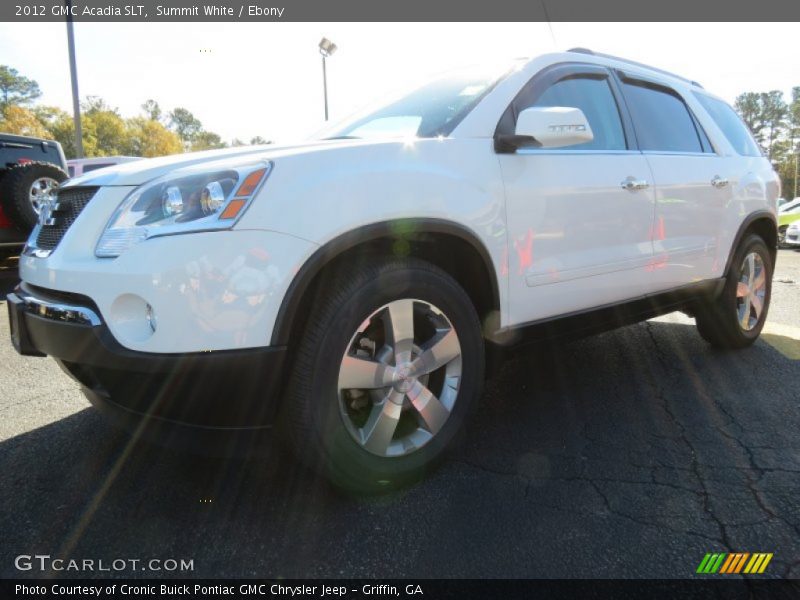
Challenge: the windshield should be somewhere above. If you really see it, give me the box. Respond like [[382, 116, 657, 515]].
[[316, 63, 517, 140]]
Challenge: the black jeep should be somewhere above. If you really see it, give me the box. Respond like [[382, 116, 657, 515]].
[[0, 133, 69, 257]]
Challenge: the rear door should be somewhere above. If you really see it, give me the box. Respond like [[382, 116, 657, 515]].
[[616, 73, 730, 288]]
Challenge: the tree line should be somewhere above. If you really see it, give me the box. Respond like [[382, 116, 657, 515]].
[[734, 88, 800, 199], [0, 65, 270, 159]]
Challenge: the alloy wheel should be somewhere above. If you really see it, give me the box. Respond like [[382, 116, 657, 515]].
[[736, 251, 767, 331], [337, 298, 462, 457]]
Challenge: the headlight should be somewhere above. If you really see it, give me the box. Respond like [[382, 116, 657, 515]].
[[96, 161, 272, 258]]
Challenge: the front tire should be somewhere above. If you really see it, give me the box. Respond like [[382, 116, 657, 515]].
[[695, 234, 772, 349], [285, 257, 484, 492]]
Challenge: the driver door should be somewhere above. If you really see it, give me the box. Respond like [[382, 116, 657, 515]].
[[497, 64, 657, 326]]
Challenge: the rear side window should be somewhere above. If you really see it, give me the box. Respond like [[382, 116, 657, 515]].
[[693, 92, 762, 157], [621, 80, 705, 153], [525, 76, 626, 151]]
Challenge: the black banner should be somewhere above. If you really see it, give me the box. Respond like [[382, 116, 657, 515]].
[[3, 0, 800, 22], [3, 579, 800, 600]]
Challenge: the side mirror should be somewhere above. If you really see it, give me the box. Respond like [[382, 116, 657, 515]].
[[512, 106, 594, 149]]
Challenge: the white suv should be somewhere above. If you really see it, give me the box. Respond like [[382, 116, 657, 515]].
[[7, 50, 779, 490]]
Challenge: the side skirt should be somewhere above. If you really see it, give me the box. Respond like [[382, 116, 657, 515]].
[[486, 278, 724, 369]]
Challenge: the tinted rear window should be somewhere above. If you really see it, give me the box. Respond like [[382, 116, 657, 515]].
[[693, 92, 762, 157], [622, 80, 705, 153]]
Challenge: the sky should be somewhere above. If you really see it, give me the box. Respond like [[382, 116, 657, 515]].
[[0, 22, 798, 144]]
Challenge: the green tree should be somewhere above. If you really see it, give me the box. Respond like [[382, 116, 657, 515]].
[[760, 91, 788, 160], [190, 130, 226, 151], [0, 105, 50, 138], [785, 87, 800, 198], [0, 65, 41, 111], [80, 97, 127, 156], [735, 92, 763, 138], [734, 91, 788, 159], [125, 117, 183, 157], [45, 110, 98, 159], [81, 96, 116, 115], [168, 107, 203, 147], [141, 99, 162, 122], [250, 136, 270, 145]]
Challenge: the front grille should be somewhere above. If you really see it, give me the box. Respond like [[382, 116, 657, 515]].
[[35, 187, 98, 251]]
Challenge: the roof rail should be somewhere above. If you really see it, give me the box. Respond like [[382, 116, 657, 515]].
[[566, 48, 703, 88]]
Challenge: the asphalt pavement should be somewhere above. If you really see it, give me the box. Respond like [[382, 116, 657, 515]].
[[0, 251, 798, 579]]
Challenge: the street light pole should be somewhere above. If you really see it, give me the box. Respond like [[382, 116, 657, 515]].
[[65, 0, 83, 158], [321, 53, 329, 121], [318, 37, 337, 122]]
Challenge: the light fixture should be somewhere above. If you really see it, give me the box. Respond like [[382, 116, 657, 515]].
[[318, 37, 337, 57]]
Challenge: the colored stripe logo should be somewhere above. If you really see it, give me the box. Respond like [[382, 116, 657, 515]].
[[696, 552, 773, 574]]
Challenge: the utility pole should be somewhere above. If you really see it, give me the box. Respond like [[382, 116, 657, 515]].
[[65, 0, 84, 158]]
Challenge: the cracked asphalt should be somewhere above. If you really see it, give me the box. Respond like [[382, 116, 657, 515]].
[[0, 251, 798, 579]]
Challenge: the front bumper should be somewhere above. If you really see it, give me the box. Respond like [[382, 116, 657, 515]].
[[785, 229, 800, 245], [8, 284, 287, 429]]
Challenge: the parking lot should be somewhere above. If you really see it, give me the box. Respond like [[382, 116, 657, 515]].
[[0, 251, 798, 579]]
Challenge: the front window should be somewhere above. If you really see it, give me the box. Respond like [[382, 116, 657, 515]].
[[316, 63, 516, 140], [524, 75, 627, 151]]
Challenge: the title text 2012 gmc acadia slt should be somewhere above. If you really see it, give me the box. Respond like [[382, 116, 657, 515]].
[[7, 50, 779, 490]]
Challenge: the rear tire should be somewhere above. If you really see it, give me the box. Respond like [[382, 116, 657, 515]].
[[0, 162, 68, 231], [285, 257, 484, 493], [695, 234, 772, 349]]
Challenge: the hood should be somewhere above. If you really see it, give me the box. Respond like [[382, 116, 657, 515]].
[[63, 139, 378, 188]]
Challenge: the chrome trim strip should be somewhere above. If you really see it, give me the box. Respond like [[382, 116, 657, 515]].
[[641, 151, 717, 157], [516, 149, 640, 156], [10, 289, 101, 326]]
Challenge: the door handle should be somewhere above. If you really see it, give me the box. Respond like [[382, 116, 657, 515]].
[[711, 175, 729, 188], [621, 177, 649, 191]]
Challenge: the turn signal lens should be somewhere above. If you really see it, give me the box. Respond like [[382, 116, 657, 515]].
[[220, 198, 247, 220], [235, 167, 268, 198]]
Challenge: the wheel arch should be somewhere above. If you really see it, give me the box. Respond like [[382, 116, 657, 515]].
[[723, 210, 778, 277], [270, 219, 502, 346]]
